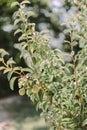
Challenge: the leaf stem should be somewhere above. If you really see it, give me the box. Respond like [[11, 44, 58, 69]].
[[1, 60, 27, 79], [70, 31, 82, 103]]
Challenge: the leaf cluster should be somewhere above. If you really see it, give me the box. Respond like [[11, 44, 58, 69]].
[[0, 0, 87, 130]]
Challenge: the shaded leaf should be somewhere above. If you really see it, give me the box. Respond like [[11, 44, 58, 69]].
[[7, 71, 14, 81], [9, 77, 17, 90]]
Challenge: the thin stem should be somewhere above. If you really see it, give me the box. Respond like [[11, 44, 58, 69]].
[[70, 31, 82, 103], [1, 60, 27, 79]]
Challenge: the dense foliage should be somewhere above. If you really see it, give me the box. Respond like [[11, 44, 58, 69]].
[[0, 0, 87, 130], [0, 0, 69, 97]]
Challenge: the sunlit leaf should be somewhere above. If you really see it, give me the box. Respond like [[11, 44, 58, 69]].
[[0, 66, 5, 71], [32, 84, 41, 94], [13, 67, 21, 71], [0, 58, 3, 62], [0, 49, 9, 57], [82, 119, 87, 127], [18, 35, 26, 41], [11, 2, 19, 7], [21, 0, 30, 5], [3, 68, 11, 74], [19, 88, 25, 96], [40, 29, 49, 35], [26, 11, 36, 18], [7, 58, 16, 65], [14, 18, 22, 25], [14, 29, 22, 36]]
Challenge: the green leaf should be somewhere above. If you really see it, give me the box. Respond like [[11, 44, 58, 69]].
[[0, 48, 6, 53], [9, 77, 17, 90], [21, 68, 32, 72], [22, 43, 28, 50], [11, 2, 20, 8], [14, 29, 22, 36], [0, 49, 9, 57], [19, 88, 25, 96], [20, 50, 25, 58], [13, 67, 21, 71], [7, 71, 14, 81], [3, 68, 11, 74], [26, 11, 36, 18], [64, 29, 71, 34], [0, 58, 3, 62], [7, 58, 16, 65], [18, 35, 26, 42], [40, 29, 49, 35], [82, 119, 87, 127], [14, 18, 22, 25], [62, 118, 71, 122], [0, 66, 5, 71], [57, 59, 64, 64], [21, 0, 30, 5]]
